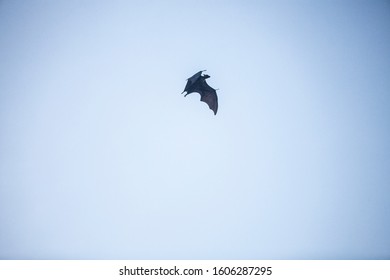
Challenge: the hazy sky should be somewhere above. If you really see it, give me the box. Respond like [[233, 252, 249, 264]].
[[1, 0, 389, 259]]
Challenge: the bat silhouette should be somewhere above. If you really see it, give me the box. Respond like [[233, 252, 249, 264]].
[[181, 70, 218, 115]]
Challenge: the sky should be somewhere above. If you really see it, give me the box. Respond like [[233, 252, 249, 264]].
[[0, 0, 389, 259]]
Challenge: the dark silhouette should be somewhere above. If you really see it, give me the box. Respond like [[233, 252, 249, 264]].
[[181, 70, 218, 115]]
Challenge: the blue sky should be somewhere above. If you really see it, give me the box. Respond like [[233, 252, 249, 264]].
[[0, 0, 389, 259]]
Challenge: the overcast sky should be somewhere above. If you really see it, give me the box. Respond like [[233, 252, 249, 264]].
[[1, 0, 389, 259]]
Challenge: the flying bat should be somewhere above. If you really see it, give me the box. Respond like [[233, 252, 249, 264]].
[[181, 70, 218, 115]]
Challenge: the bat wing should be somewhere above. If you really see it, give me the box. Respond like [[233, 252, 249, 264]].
[[182, 79, 192, 93], [199, 83, 218, 115], [181, 71, 204, 94], [185, 79, 218, 115]]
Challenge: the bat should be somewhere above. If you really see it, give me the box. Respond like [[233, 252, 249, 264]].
[[181, 70, 218, 115]]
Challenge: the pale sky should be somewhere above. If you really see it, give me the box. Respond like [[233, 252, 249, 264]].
[[0, 0, 389, 259]]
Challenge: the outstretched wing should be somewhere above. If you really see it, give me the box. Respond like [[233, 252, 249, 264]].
[[185, 78, 218, 115], [199, 81, 218, 115]]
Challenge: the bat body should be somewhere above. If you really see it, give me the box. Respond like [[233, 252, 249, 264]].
[[181, 71, 218, 115]]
